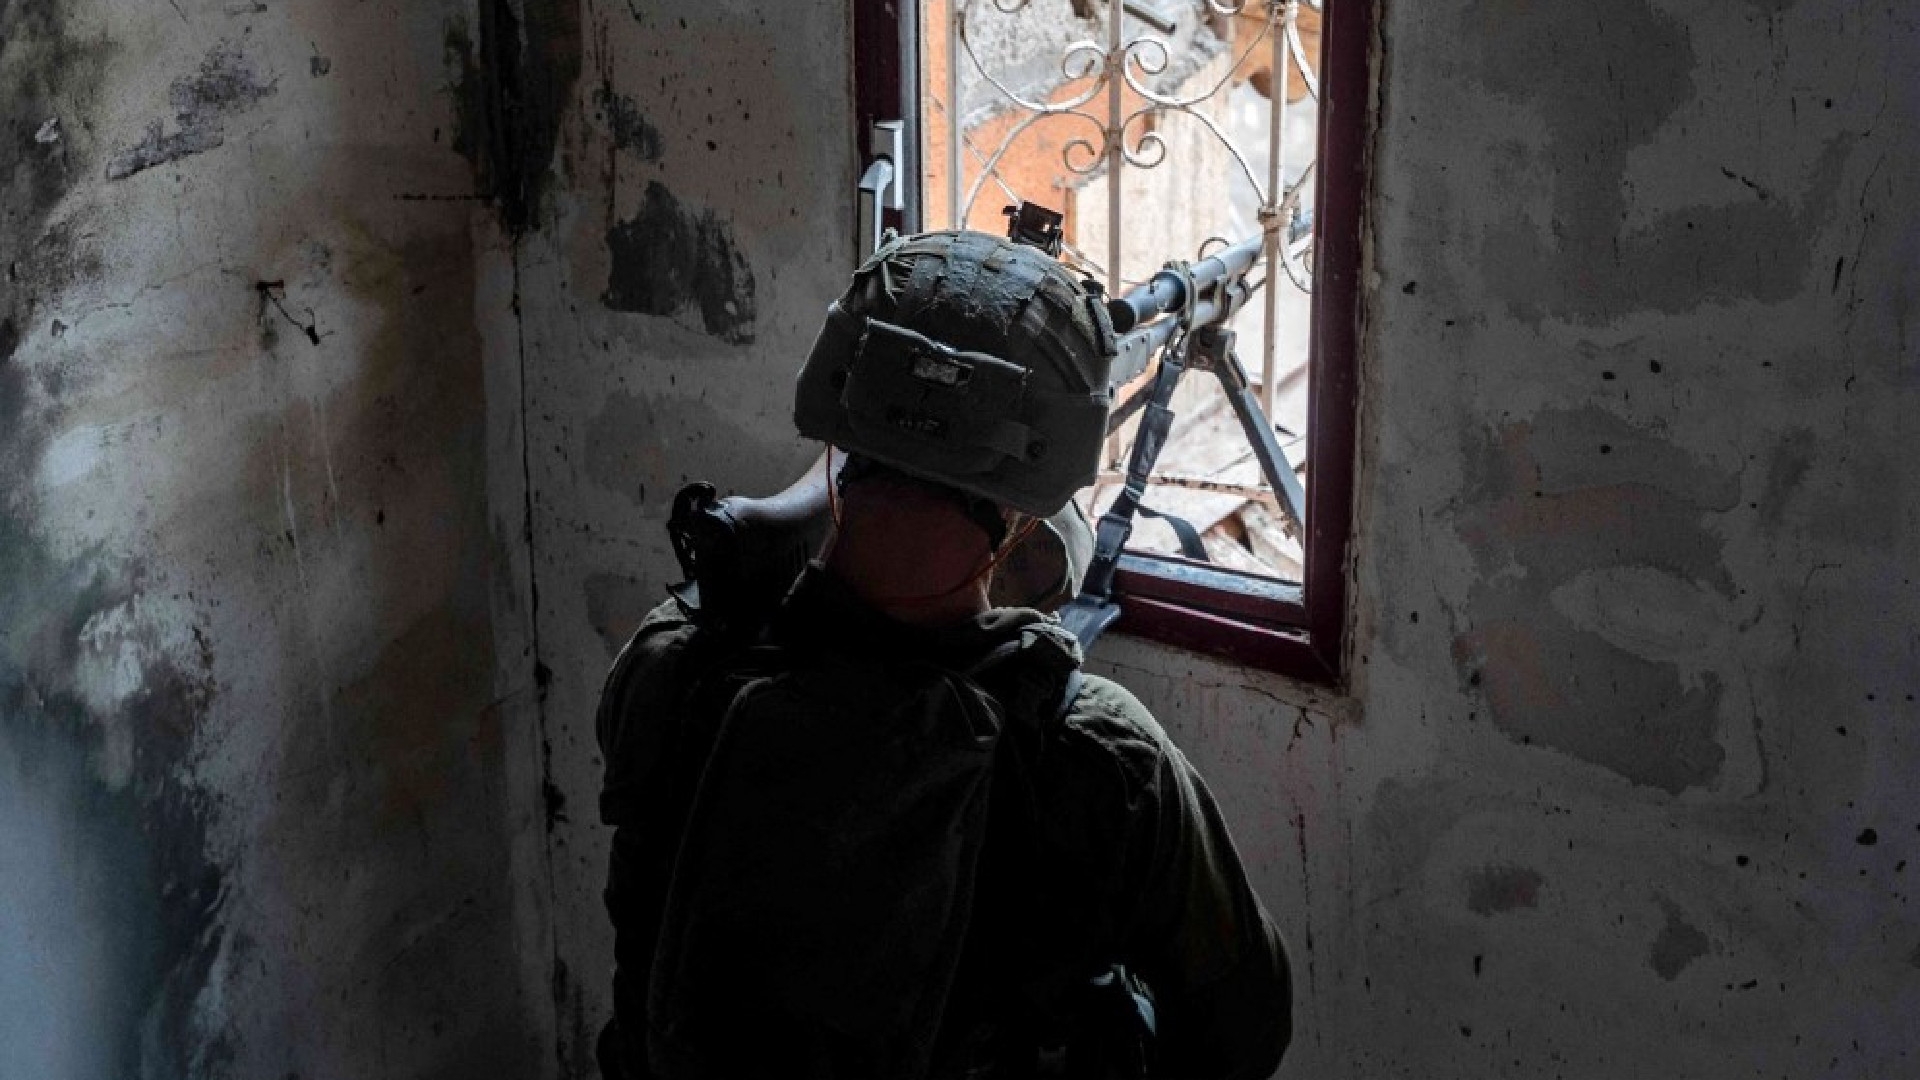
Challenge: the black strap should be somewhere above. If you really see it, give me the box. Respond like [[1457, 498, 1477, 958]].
[[1079, 340, 1188, 603], [967, 638, 1083, 726], [1138, 504, 1208, 562], [1056, 670, 1085, 724]]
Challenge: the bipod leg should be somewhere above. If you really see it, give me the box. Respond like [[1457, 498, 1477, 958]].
[[1059, 338, 1190, 648], [1189, 326, 1307, 536]]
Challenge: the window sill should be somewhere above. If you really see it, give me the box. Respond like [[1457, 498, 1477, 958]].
[[1108, 552, 1340, 684]]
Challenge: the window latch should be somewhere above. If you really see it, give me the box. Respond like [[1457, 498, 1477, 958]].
[[857, 120, 904, 260]]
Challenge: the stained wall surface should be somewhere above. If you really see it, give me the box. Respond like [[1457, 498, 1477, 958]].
[[494, 0, 862, 1069], [1107, 1, 1920, 1076], [5, 0, 1914, 1078], [0, 1, 548, 1077], [509, 1, 1920, 1079]]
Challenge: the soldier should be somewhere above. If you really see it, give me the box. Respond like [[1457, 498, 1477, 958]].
[[596, 229, 1291, 1080]]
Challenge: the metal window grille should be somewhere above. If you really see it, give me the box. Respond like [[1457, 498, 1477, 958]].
[[923, 0, 1325, 579]]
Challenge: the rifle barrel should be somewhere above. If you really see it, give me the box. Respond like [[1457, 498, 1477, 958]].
[[1105, 234, 1265, 396], [1103, 235, 1265, 333]]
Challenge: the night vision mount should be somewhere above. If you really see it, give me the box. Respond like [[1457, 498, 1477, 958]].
[[1002, 201, 1066, 258]]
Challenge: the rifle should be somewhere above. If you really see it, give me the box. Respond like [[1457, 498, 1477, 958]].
[[667, 203, 1302, 648], [1057, 229, 1306, 647]]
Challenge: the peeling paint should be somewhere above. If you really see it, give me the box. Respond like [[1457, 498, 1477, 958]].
[[1467, 1, 1847, 324], [106, 42, 277, 181], [1758, 427, 1817, 527], [1547, 566, 1731, 666], [603, 181, 757, 343], [1455, 618, 1727, 793]]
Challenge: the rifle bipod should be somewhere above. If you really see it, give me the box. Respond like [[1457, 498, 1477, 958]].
[[1058, 324, 1306, 650]]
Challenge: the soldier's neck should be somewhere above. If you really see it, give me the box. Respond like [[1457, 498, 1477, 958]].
[[823, 509, 994, 628]]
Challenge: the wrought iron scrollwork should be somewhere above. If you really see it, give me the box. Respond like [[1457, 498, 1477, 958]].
[[937, 0, 1325, 518]]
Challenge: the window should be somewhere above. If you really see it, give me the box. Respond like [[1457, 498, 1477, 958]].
[[855, 0, 1368, 683]]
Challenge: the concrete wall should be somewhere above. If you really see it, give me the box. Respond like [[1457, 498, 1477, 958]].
[[511, 0, 1920, 1077], [1103, 1, 1919, 1077], [7, 0, 1912, 1077], [0, 1, 548, 1077], [497, 0, 860, 1070]]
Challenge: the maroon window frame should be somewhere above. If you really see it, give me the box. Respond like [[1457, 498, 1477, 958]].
[[853, 0, 1369, 685]]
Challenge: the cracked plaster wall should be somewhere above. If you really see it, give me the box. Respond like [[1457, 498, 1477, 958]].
[[486, 0, 861, 1070], [506, 0, 1920, 1078], [8, 0, 1912, 1077], [1297, 1, 1919, 1075], [1, 1, 547, 1078]]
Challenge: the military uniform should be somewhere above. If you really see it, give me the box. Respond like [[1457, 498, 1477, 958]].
[[599, 226, 1290, 1079], [597, 569, 1292, 1080]]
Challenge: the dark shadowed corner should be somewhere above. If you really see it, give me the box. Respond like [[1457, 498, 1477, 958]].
[[444, 0, 584, 236]]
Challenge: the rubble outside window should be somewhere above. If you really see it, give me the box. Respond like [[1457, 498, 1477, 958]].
[[922, 0, 1325, 583]]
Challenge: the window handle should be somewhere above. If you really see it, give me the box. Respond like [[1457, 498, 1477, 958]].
[[857, 120, 904, 260]]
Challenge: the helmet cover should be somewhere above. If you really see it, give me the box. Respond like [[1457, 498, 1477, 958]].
[[794, 230, 1116, 517]]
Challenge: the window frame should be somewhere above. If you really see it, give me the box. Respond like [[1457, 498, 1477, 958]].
[[854, 0, 1370, 685]]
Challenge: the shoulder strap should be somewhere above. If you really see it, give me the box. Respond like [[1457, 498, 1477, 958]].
[[1056, 670, 1086, 725], [956, 614, 1082, 722]]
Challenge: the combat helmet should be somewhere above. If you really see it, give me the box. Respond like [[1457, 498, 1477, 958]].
[[794, 229, 1118, 519]]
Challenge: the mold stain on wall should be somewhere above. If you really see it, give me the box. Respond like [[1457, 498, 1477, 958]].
[[445, 0, 584, 235], [2, 0, 110, 345], [602, 180, 757, 343], [0, 548, 232, 1080]]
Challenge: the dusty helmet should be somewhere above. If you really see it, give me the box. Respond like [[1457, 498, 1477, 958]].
[[793, 230, 1117, 518]]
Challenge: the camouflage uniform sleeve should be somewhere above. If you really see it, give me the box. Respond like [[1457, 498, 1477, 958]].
[[595, 596, 703, 1080], [1076, 676, 1293, 1080], [596, 596, 698, 827]]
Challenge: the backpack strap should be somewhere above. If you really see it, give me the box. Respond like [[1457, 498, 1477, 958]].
[[1055, 670, 1085, 726], [964, 626, 1084, 732]]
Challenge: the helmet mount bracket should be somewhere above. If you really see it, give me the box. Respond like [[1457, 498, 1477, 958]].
[[1002, 201, 1065, 258]]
